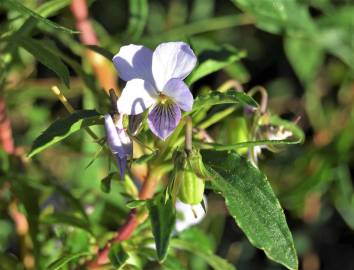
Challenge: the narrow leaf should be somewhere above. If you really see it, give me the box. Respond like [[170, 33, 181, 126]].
[[187, 46, 246, 85], [3, 0, 77, 34], [202, 150, 298, 270], [18, 37, 70, 87], [148, 195, 176, 262], [28, 110, 103, 157], [190, 91, 257, 114], [46, 252, 91, 270]]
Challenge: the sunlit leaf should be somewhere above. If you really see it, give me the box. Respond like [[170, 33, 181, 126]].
[[190, 91, 257, 114], [3, 0, 77, 34], [28, 110, 103, 158], [202, 150, 298, 270], [46, 251, 91, 270]]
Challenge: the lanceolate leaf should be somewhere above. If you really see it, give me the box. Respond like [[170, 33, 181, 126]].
[[3, 0, 77, 34], [202, 150, 298, 270], [46, 251, 91, 270], [148, 195, 176, 262], [29, 110, 103, 157], [190, 91, 257, 114], [186, 46, 246, 85], [18, 37, 70, 87]]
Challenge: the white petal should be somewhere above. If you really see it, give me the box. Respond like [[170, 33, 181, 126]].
[[117, 79, 158, 115], [152, 42, 197, 90], [113, 44, 154, 84], [175, 198, 207, 232], [162, 78, 194, 112]]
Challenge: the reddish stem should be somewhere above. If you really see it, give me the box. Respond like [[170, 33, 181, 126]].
[[86, 172, 158, 268], [70, 0, 118, 94], [0, 96, 15, 154]]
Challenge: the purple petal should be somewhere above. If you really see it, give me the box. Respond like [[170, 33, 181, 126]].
[[115, 155, 127, 179], [113, 44, 154, 84], [162, 78, 194, 112], [104, 114, 132, 177], [152, 42, 197, 90], [148, 102, 181, 140], [117, 79, 158, 115]]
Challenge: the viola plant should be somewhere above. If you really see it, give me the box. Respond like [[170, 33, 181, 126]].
[[26, 38, 305, 270]]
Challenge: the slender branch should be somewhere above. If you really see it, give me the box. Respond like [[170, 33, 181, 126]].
[[0, 97, 15, 154], [86, 169, 161, 268]]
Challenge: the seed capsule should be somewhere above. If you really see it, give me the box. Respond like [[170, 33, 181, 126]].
[[177, 170, 205, 205]]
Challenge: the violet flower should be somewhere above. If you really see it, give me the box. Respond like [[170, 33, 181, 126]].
[[104, 114, 132, 178], [113, 42, 197, 140]]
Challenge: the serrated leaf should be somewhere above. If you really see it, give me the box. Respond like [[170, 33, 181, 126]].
[[171, 239, 235, 270], [202, 150, 298, 270], [28, 110, 103, 157], [108, 244, 129, 268], [3, 0, 77, 34], [148, 195, 176, 262], [186, 46, 246, 85], [18, 37, 70, 87], [46, 251, 91, 270], [190, 91, 257, 114]]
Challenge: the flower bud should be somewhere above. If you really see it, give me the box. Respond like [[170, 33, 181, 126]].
[[170, 148, 207, 205]]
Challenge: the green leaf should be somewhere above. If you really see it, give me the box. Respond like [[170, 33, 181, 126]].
[[230, 0, 315, 34], [285, 37, 324, 83], [3, 0, 77, 34], [191, 91, 257, 114], [108, 243, 129, 269], [18, 37, 70, 87], [46, 251, 91, 270], [36, 0, 72, 17], [100, 172, 118, 193], [126, 0, 149, 40], [171, 239, 235, 270], [28, 110, 103, 158], [126, 199, 147, 209], [202, 150, 298, 270], [148, 195, 176, 262], [186, 45, 246, 85]]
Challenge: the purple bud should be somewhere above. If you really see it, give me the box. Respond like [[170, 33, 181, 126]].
[[104, 114, 132, 178]]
